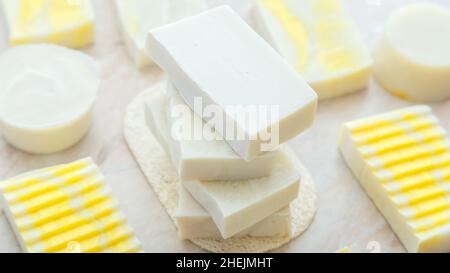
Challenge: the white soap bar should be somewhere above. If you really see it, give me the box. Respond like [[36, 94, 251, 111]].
[[182, 147, 300, 239], [166, 83, 277, 180], [340, 106, 450, 253], [146, 6, 317, 161], [254, 0, 372, 100], [1, 0, 95, 48], [114, 0, 206, 68], [175, 186, 291, 239], [145, 83, 276, 180], [0, 44, 99, 154], [374, 4, 450, 102]]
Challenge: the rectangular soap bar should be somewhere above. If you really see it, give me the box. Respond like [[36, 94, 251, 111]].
[[254, 0, 372, 100], [340, 106, 450, 253], [146, 83, 276, 181], [175, 186, 291, 239], [114, 0, 206, 68], [166, 83, 277, 180], [146, 6, 317, 161], [182, 147, 300, 239], [0, 158, 142, 253], [1, 0, 95, 48]]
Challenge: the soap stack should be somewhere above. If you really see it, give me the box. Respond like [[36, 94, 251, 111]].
[[144, 6, 317, 240]]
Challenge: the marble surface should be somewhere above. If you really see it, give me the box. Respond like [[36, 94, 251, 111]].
[[0, 0, 449, 253]]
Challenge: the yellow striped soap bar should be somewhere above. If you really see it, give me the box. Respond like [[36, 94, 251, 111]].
[[1, 0, 95, 48], [254, 0, 372, 100], [0, 158, 141, 253], [340, 106, 450, 253]]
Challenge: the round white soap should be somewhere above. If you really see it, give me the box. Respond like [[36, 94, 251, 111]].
[[0, 44, 99, 154], [374, 4, 450, 102]]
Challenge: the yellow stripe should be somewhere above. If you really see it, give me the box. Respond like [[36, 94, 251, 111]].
[[9, 0, 93, 47], [14, 0, 45, 36], [261, 0, 309, 72], [317, 48, 361, 73], [349, 107, 450, 234], [313, 0, 343, 14], [1, 159, 140, 253], [48, 0, 88, 29]]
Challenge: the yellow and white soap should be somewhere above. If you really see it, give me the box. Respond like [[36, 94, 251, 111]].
[[340, 106, 450, 253], [0, 44, 99, 154], [1, 0, 95, 48], [374, 4, 450, 102], [0, 158, 142, 253], [114, 0, 206, 68], [254, 0, 372, 100]]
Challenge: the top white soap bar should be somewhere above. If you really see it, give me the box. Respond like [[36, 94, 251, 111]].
[[146, 6, 317, 161]]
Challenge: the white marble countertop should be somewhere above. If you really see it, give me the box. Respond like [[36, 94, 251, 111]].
[[1, 0, 449, 253]]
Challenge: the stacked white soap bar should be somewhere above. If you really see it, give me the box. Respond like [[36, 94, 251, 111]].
[[182, 147, 300, 239], [340, 106, 450, 253], [144, 6, 316, 240], [1, 0, 95, 48], [146, 83, 276, 181], [176, 186, 291, 239], [254, 0, 372, 100], [115, 0, 207, 68], [145, 86, 297, 239], [147, 6, 317, 161]]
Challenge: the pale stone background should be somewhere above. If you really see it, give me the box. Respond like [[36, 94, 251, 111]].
[[0, 0, 449, 253]]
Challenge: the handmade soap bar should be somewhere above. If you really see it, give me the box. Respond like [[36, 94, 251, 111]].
[[0, 44, 99, 154], [182, 147, 300, 239], [146, 6, 317, 161], [114, 0, 206, 68], [166, 83, 276, 180], [175, 186, 291, 239], [1, 0, 95, 48], [254, 0, 372, 100], [145, 83, 276, 181], [0, 158, 142, 253], [340, 106, 450, 253], [374, 4, 450, 102]]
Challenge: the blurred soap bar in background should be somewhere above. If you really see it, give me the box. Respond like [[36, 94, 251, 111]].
[[373, 3, 450, 102], [1, 0, 95, 48], [0, 44, 99, 154], [115, 0, 207, 68], [254, 0, 372, 100]]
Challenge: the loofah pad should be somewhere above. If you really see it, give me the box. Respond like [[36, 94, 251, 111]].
[[123, 83, 317, 253]]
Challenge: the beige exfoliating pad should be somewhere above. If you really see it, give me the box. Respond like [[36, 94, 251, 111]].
[[123, 83, 317, 253]]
